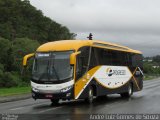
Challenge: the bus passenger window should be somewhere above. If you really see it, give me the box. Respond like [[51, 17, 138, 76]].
[[76, 47, 90, 80]]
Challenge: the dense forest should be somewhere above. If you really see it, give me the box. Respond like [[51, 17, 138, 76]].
[[0, 0, 76, 88]]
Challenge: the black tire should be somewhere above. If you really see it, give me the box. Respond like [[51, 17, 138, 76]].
[[120, 83, 133, 98], [85, 87, 94, 104], [50, 99, 59, 105]]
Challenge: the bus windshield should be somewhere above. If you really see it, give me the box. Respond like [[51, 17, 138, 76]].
[[32, 51, 73, 82]]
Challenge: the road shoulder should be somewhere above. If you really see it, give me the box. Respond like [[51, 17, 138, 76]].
[[0, 93, 31, 103]]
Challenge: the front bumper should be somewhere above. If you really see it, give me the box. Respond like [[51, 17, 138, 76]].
[[32, 88, 74, 100]]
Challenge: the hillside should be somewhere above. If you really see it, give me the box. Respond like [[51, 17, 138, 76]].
[[0, 0, 75, 43], [0, 0, 76, 88]]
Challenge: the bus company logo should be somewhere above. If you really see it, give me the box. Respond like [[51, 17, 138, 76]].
[[106, 67, 126, 77], [106, 68, 114, 77]]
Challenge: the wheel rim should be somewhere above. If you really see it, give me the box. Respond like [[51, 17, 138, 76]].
[[89, 88, 93, 103], [128, 85, 132, 95]]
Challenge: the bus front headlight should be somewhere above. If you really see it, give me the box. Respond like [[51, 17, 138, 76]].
[[32, 87, 39, 92], [61, 86, 73, 93]]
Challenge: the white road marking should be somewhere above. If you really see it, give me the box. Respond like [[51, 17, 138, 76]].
[[10, 107, 25, 110], [38, 106, 63, 113], [10, 103, 47, 111], [144, 84, 160, 89]]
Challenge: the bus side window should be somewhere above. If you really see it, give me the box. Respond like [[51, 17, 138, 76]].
[[112, 51, 119, 66], [119, 52, 126, 66], [111, 51, 128, 66], [89, 48, 98, 69], [127, 53, 132, 67], [90, 47, 108, 66], [76, 47, 90, 80], [76, 54, 82, 80], [107, 50, 113, 65], [101, 49, 113, 65], [132, 54, 137, 67], [93, 48, 103, 65], [119, 52, 128, 66], [132, 54, 143, 67]]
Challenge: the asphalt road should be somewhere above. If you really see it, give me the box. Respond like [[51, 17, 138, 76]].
[[0, 78, 160, 120]]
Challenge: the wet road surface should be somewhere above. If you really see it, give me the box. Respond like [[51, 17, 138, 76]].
[[0, 78, 160, 119]]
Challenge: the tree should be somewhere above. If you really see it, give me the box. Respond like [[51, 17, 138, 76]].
[[0, 0, 75, 42], [0, 37, 12, 71], [153, 55, 160, 65], [11, 38, 40, 71], [0, 0, 76, 88]]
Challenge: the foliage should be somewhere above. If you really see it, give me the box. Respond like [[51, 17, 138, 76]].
[[1, 72, 17, 87], [11, 38, 39, 71], [0, 0, 76, 88], [143, 56, 160, 75], [0, 37, 39, 88], [153, 55, 160, 65], [0, 38, 10, 60], [0, 0, 76, 42]]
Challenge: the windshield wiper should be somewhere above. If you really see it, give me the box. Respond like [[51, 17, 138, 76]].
[[51, 65, 60, 81], [38, 60, 50, 81]]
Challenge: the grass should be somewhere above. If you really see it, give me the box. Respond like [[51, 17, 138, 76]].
[[0, 86, 31, 97], [144, 74, 160, 80]]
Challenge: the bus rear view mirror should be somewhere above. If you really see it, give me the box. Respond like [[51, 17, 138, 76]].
[[70, 51, 81, 65], [23, 53, 35, 67]]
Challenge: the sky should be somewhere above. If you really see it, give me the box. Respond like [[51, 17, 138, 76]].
[[29, 0, 160, 57]]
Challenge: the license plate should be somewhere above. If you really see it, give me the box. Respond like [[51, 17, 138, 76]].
[[45, 94, 53, 98]]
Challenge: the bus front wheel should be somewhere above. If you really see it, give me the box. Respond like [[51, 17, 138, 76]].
[[85, 87, 94, 104], [120, 83, 133, 98]]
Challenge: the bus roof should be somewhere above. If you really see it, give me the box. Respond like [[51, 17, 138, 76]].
[[37, 40, 142, 54]]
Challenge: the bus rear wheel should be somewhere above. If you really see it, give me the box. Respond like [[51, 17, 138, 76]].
[[85, 87, 94, 104], [51, 99, 59, 105], [120, 83, 133, 98]]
